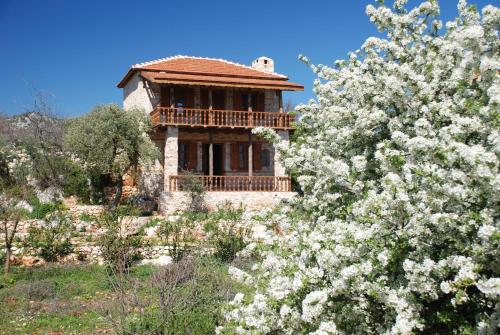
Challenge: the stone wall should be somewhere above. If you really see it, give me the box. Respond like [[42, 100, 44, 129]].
[[158, 191, 295, 214], [123, 72, 160, 114]]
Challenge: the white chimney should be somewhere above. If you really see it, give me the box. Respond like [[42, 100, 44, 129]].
[[252, 56, 274, 73]]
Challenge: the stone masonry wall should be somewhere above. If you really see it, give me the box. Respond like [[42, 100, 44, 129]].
[[123, 72, 159, 113], [159, 191, 295, 214]]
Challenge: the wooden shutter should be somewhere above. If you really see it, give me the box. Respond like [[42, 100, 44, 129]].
[[231, 143, 239, 170], [187, 142, 198, 170], [161, 86, 170, 107], [253, 143, 262, 171]]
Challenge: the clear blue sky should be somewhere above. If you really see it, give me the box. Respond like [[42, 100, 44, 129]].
[[0, 0, 494, 117]]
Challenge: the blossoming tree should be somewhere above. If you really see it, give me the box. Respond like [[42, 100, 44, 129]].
[[219, 1, 499, 334]]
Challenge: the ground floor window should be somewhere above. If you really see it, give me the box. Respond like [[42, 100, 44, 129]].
[[178, 143, 189, 170]]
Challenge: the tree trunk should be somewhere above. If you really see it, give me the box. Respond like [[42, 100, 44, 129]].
[[4, 248, 11, 275], [113, 176, 124, 207]]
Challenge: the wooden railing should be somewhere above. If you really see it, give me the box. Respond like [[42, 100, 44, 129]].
[[168, 175, 292, 192], [151, 107, 294, 130]]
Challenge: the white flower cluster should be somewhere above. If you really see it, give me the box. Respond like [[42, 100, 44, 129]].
[[219, 1, 500, 334]]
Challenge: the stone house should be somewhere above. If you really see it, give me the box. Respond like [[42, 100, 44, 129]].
[[117, 55, 303, 212]]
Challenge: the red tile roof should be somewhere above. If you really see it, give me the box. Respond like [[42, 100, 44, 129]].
[[117, 55, 303, 91]]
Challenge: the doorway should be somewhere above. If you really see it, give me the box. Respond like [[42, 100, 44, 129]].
[[202, 143, 224, 175]]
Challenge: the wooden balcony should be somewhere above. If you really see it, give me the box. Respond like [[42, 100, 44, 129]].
[[151, 107, 294, 130], [168, 175, 292, 192]]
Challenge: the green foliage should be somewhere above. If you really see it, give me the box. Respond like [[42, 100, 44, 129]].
[[23, 211, 74, 262], [184, 172, 208, 213], [27, 197, 64, 220], [157, 216, 195, 262], [60, 159, 91, 201], [96, 210, 144, 272], [212, 223, 249, 263], [64, 104, 159, 204], [0, 263, 139, 334], [124, 257, 236, 335], [78, 212, 96, 222]]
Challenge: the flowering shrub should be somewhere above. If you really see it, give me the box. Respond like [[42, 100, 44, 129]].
[[219, 1, 499, 334]]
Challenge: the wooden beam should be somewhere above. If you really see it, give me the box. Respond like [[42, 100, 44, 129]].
[[208, 88, 213, 110], [170, 85, 175, 108], [248, 131, 253, 177], [247, 92, 252, 112], [279, 91, 283, 113]]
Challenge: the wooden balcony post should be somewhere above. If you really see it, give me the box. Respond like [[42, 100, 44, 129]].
[[209, 130, 213, 183], [208, 88, 213, 125], [279, 91, 283, 113], [247, 93, 253, 127]]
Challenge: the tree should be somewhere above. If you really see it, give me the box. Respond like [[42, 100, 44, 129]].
[[1, 205, 29, 274], [0, 146, 31, 274], [64, 104, 159, 206], [220, 1, 499, 334]]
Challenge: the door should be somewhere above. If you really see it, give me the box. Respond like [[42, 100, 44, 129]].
[[201, 143, 225, 175], [213, 144, 224, 175]]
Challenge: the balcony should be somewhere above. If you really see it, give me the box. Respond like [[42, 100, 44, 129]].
[[151, 107, 294, 130], [168, 175, 292, 192]]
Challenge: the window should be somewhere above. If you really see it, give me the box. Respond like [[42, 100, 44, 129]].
[[262, 148, 270, 168], [178, 143, 189, 170]]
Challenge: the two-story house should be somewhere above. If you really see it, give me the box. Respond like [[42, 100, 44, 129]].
[[117, 55, 303, 211]]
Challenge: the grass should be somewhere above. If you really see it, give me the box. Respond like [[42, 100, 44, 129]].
[[0, 258, 245, 335], [0, 263, 156, 335]]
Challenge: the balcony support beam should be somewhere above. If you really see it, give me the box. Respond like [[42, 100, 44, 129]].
[[248, 131, 253, 177]]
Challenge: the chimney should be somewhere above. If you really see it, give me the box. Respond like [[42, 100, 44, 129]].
[[252, 56, 274, 73]]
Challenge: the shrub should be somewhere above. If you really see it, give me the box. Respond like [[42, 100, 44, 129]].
[[23, 211, 74, 262], [157, 217, 195, 262], [96, 210, 143, 272], [112, 256, 236, 335], [184, 172, 208, 213]]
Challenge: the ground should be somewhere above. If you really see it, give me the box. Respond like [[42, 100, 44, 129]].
[[0, 258, 237, 335]]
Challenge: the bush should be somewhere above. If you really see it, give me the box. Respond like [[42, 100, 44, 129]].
[[212, 223, 250, 263], [119, 256, 235, 335], [96, 210, 143, 272], [23, 211, 74, 262], [157, 217, 195, 262]]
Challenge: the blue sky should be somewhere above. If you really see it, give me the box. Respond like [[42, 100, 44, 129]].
[[0, 0, 494, 117]]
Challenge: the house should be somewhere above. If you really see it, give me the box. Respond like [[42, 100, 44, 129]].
[[117, 55, 304, 212]]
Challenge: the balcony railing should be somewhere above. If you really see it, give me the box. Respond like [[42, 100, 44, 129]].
[[168, 175, 292, 192], [151, 107, 294, 130]]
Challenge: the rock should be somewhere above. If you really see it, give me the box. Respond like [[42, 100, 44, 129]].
[[19, 255, 46, 267], [144, 226, 157, 237], [15, 200, 33, 213], [36, 186, 63, 203], [140, 255, 172, 266]]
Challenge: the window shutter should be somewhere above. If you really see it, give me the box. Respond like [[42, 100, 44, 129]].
[[253, 143, 262, 171], [231, 143, 239, 170], [187, 142, 198, 170]]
